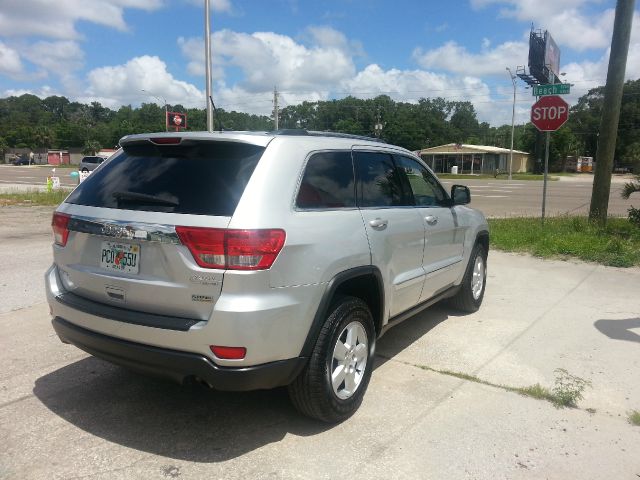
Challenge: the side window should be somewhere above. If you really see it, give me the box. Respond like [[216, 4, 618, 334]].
[[354, 151, 409, 207], [295, 151, 355, 209], [394, 155, 449, 207]]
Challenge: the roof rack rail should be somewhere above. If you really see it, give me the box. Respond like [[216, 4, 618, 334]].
[[272, 129, 385, 143]]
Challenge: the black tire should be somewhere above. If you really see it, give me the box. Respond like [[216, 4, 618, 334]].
[[81, 168, 89, 172], [288, 296, 375, 423], [450, 243, 487, 313]]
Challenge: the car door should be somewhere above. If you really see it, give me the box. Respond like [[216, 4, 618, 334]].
[[393, 155, 465, 302], [353, 149, 426, 319]]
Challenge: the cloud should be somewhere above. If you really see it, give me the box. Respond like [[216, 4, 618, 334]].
[[342, 64, 509, 123], [0, 41, 24, 78], [184, 0, 233, 12], [1, 85, 58, 98], [179, 27, 357, 92], [84, 55, 204, 109], [413, 40, 528, 76], [470, 0, 615, 51], [0, 0, 163, 40], [22, 41, 85, 74]]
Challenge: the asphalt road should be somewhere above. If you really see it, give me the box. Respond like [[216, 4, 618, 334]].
[[1, 165, 635, 217], [439, 175, 632, 217], [1, 206, 639, 479], [0, 165, 78, 188]]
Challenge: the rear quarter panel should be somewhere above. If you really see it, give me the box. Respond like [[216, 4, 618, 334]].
[[230, 137, 371, 288]]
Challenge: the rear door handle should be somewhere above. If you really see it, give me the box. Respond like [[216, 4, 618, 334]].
[[369, 218, 388, 229], [425, 215, 438, 225]]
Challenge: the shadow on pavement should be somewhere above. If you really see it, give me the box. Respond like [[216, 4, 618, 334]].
[[33, 301, 462, 462], [33, 358, 329, 462], [594, 318, 640, 343], [375, 302, 459, 368]]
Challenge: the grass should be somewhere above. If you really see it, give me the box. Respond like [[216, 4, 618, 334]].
[[437, 173, 558, 181], [488, 216, 640, 267], [629, 410, 640, 426], [0, 189, 70, 206], [407, 361, 591, 409]]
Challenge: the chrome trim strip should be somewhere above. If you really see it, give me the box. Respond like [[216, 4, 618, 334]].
[[67, 216, 181, 244]]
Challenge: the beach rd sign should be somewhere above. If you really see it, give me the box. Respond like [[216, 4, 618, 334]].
[[531, 95, 569, 131]]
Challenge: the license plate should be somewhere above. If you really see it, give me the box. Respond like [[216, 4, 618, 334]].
[[100, 241, 140, 274]]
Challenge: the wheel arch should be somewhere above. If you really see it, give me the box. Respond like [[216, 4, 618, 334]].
[[298, 266, 384, 358], [475, 229, 489, 255]]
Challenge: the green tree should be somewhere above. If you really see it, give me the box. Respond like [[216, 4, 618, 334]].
[[0, 136, 8, 163], [83, 140, 102, 155], [623, 142, 640, 167], [33, 126, 55, 151]]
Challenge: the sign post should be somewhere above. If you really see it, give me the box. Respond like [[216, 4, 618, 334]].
[[531, 95, 569, 223]]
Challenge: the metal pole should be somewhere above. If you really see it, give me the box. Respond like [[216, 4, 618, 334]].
[[542, 131, 550, 223], [204, 0, 213, 132], [141, 90, 167, 131], [506, 67, 516, 180], [541, 69, 555, 223], [273, 86, 279, 130]]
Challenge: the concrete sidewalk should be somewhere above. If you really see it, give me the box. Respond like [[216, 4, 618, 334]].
[[1, 237, 639, 478]]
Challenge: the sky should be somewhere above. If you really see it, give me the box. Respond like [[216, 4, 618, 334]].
[[0, 0, 638, 126]]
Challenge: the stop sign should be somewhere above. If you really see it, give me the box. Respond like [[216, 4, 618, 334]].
[[531, 95, 569, 131]]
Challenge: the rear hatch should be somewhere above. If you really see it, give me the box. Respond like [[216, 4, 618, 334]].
[[54, 136, 266, 321]]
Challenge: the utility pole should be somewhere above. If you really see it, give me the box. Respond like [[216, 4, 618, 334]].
[[506, 67, 516, 180], [273, 86, 279, 130], [589, 0, 636, 225], [204, 0, 213, 132]]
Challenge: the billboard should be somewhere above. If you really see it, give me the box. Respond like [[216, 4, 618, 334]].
[[528, 29, 561, 84], [528, 30, 546, 82], [544, 32, 561, 78]]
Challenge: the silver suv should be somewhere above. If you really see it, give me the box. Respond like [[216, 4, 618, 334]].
[[79, 155, 106, 172], [46, 130, 489, 422]]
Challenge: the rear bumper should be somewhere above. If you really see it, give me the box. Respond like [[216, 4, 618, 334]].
[[52, 317, 307, 391]]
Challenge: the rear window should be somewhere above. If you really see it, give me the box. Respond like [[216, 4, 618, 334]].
[[66, 141, 264, 216]]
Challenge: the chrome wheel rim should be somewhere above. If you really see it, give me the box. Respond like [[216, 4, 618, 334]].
[[471, 254, 485, 300], [331, 321, 368, 400]]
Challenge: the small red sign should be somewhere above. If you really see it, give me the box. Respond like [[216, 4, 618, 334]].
[[531, 95, 569, 132], [166, 111, 187, 130]]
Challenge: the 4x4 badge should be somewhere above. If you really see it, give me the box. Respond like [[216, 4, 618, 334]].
[[192, 294, 214, 303]]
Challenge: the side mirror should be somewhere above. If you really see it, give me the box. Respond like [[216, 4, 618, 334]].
[[451, 185, 471, 205]]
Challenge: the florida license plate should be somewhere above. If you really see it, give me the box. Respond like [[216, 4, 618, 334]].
[[100, 241, 140, 274]]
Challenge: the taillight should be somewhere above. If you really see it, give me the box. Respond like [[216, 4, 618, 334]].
[[52, 212, 71, 246], [175, 227, 285, 270], [150, 137, 181, 145], [210, 346, 246, 360]]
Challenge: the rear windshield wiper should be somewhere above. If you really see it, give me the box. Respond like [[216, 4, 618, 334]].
[[112, 191, 179, 207]]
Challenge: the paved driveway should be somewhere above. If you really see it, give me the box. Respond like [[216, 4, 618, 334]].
[[1, 206, 639, 479]]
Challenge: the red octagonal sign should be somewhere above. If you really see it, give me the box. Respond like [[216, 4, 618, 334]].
[[531, 95, 569, 131]]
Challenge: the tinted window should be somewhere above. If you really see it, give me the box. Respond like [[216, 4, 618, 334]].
[[66, 141, 264, 216], [354, 151, 408, 207], [296, 151, 355, 209], [394, 155, 449, 207]]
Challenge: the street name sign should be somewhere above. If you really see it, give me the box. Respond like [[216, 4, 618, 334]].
[[532, 83, 571, 96]]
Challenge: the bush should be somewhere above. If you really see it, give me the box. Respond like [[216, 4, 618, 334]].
[[622, 174, 640, 227], [628, 206, 640, 227]]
